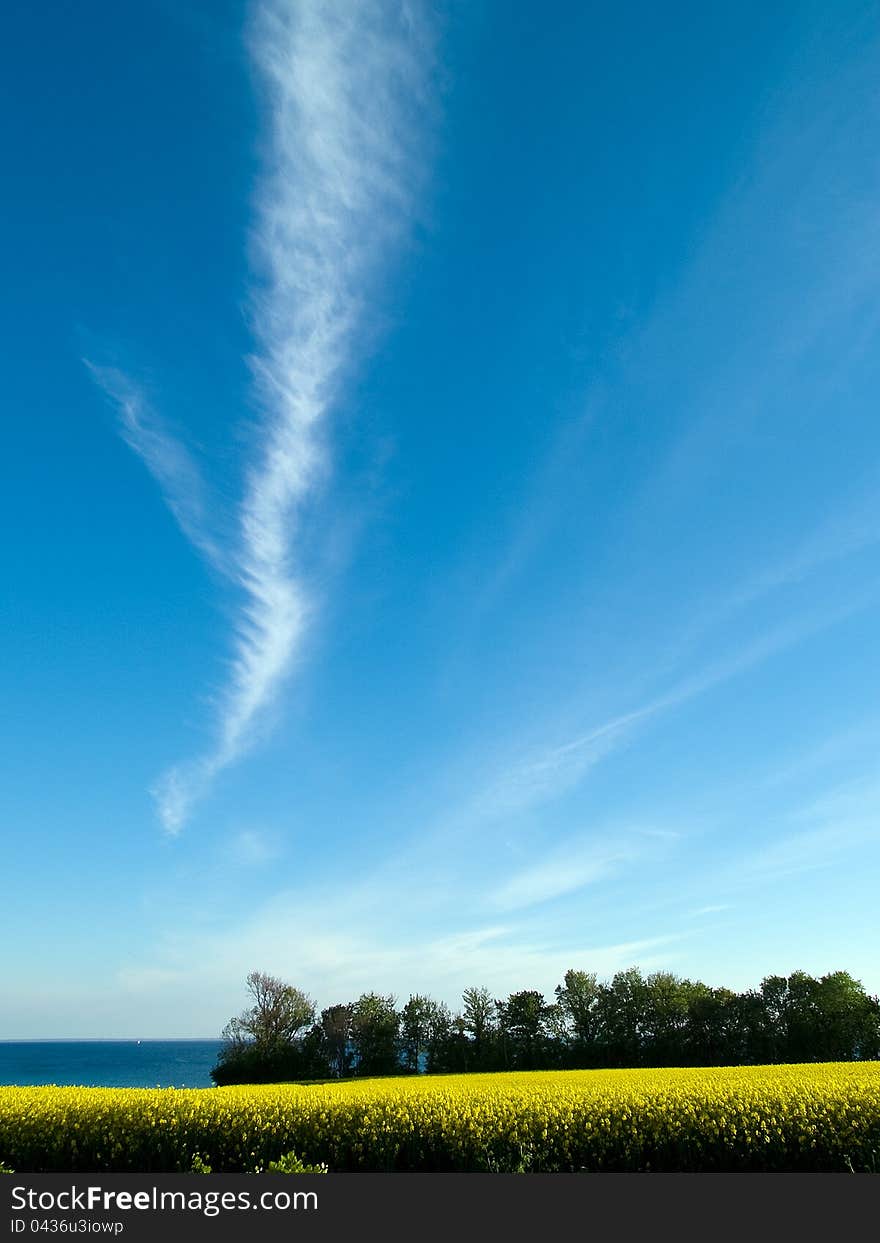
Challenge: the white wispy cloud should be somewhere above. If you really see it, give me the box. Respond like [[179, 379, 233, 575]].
[[85, 363, 226, 572], [92, 3, 433, 833], [657, 477, 880, 672], [742, 776, 880, 880], [227, 828, 282, 866], [469, 594, 872, 832], [489, 828, 677, 912], [756, 714, 880, 792], [114, 893, 682, 1018]]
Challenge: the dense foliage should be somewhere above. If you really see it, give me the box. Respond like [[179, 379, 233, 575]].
[[212, 968, 880, 1084], [2, 1064, 878, 1173]]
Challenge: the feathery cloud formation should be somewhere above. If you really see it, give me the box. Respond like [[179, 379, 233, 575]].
[[85, 364, 226, 573], [93, 1, 432, 832]]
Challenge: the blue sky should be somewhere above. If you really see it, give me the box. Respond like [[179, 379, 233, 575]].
[[3, 0, 880, 1037]]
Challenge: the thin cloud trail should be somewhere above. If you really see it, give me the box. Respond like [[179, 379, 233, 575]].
[[85, 363, 227, 573], [459, 589, 878, 835], [153, 0, 432, 832]]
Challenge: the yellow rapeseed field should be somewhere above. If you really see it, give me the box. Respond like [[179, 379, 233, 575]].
[[1, 1063, 878, 1172]]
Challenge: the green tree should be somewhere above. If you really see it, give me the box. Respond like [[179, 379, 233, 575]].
[[439, 1012, 472, 1073], [813, 971, 880, 1060], [754, 972, 817, 1062], [350, 992, 400, 1077], [596, 967, 648, 1066], [221, 970, 315, 1055], [541, 1001, 569, 1067], [683, 983, 738, 1065], [401, 994, 440, 1073], [461, 986, 497, 1069], [729, 988, 771, 1064], [320, 1004, 354, 1078], [297, 1023, 332, 1080], [211, 970, 317, 1085], [497, 990, 550, 1069], [555, 969, 601, 1064], [424, 1000, 453, 1073], [642, 972, 691, 1065]]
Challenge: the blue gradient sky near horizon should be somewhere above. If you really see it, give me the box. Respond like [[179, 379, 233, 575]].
[[3, 0, 880, 1038]]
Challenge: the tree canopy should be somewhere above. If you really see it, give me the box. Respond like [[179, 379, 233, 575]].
[[211, 965, 880, 1085]]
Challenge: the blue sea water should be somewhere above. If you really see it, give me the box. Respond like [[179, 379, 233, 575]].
[[0, 1041, 222, 1089]]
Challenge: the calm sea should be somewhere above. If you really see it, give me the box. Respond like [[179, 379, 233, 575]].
[[0, 1041, 222, 1089]]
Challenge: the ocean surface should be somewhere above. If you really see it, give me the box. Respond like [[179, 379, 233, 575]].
[[0, 1041, 222, 1089]]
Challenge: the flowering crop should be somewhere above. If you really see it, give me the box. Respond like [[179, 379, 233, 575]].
[[1, 1063, 878, 1172]]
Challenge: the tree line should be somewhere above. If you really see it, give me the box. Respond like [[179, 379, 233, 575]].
[[210, 966, 880, 1085]]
